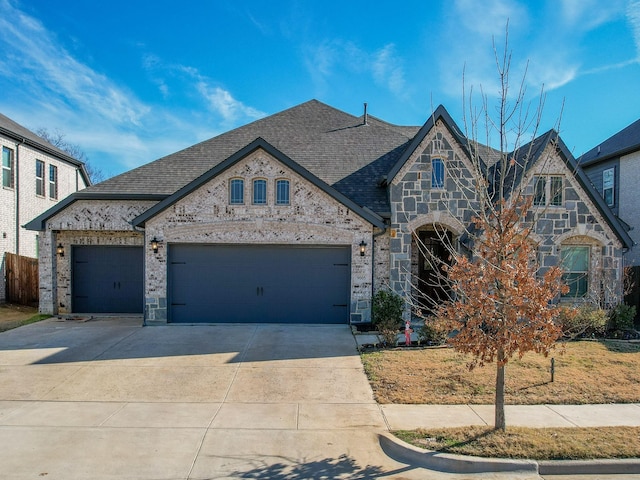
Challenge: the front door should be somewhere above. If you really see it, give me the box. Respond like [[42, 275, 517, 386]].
[[417, 230, 452, 310]]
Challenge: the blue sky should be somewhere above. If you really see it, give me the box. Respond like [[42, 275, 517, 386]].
[[1, 0, 639, 180]]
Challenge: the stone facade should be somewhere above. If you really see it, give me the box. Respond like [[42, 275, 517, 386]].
[[388, 122, 624, 317], [389, 123, 480, 311], [141, 149, 374, 324]]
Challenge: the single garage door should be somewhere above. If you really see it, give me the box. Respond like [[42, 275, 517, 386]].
[[72, 246, 143, 313], [168, 245, 350, 323]]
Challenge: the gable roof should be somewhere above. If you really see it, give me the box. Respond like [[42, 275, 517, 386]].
[[387, 105, 489, 183], [489, 129, 633, 249], [0, 112, 91, 186], [579, 118, 640, 166], [85, 100, 417, 215], [131, 137, 385, 229]]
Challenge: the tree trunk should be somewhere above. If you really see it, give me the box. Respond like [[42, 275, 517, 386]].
[[495, 347, 506, 430]]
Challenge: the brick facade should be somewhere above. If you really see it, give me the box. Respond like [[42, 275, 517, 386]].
[[1, 132, 87, 302]]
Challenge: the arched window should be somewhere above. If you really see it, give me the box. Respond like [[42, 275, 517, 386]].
[[253, 179, 267, 205], [276, 179, 290, 205], [230, 178, 244, 204]]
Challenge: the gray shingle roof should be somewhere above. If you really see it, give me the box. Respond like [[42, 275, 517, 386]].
[[0, 112, 90, 186], [579, 118, 640, 166], [86, 100, 418, 214]]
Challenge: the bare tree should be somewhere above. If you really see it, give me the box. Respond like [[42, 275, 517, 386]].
[[35, 127, 106, 183], [412, 31, 570, 431]]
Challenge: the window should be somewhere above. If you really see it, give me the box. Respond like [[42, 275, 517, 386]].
[[534, 176, 546, 205], [49, 164, 58, 199], [533, 175, 563, 206], [561, 245, 589, 297], [550, 176, 563, 206], [431, 158, 444, 189], [36, 160, 45, 196], [253, 179, 267, 205], [603, 168, 615, 206], [230, 178, 244, 204], [2, 146, 14, 188], [276, 179, 290, 205]]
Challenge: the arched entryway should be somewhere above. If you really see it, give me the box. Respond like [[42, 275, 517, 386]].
[[411, 225, 456, 314]]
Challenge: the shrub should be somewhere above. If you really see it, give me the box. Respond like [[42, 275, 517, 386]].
[[372, 290, 404, 346], [556, 305, 607, 339], [608, 303, 636, 332], [418, 320, 448, 345]]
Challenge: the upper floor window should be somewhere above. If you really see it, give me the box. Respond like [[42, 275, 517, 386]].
[[603, 168, 615, 207], [2, 146, 14, 189], [36, 160, 45, 196], [252, 179, 267, 205], [534, 175, 563, 206], [431, 158, 444, 189], [561, 245, 589, 297], [49, 164, 58, 199], [276, 179, 290, 205], [230, 178, 244, 204]]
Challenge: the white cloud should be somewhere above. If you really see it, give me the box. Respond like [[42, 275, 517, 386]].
[[453, 0, 527, 36], [196, 84, 265, 124], [0, 0, 148, 126], [372, 44, 406, 97], [561, 0, 627, 29], [303, 39, 407, 98], [0, 0, 265, 175], [629, 0, 640, 59]]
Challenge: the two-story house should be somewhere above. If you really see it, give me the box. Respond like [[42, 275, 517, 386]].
[[579, 118, 640, 313], [1, 112, 90, 302], [26, 101, 631, 322]]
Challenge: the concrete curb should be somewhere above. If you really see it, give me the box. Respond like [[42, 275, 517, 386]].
[[379, 432, 640, 475], [538, 459, 640, 475], [378, 433, 539, 474]]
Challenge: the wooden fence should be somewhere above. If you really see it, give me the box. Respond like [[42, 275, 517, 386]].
[[4, 253, 38, 306]]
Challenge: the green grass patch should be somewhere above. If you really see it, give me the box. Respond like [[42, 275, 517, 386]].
[[0, 314, 51, 333]]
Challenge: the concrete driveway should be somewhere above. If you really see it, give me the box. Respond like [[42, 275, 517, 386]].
[[0, 317, 541, 479]]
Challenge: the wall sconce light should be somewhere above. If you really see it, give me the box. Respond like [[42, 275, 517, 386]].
[[150, 237, 159, 254], [359, 240, 367, 257], [56, 243, 65, 257]]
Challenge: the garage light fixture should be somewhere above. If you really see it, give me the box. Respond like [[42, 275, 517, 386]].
[[359, 240, 367, 256], [56, 243, 64, 257], [150, 237, 159, 254]]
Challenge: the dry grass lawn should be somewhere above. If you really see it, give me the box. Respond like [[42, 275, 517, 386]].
[[361, 340, 640, 405], [0, 304, 49, 333], [395, 426, 640, 460]]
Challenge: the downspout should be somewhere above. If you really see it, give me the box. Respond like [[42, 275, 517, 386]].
[[14, 139, 24, 255]]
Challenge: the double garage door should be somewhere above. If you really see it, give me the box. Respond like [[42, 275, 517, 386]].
[[168, 245, 351, 323]]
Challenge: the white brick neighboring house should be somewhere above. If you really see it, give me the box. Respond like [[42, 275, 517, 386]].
[[25, 101, 632, 324], [1, 113, 90, 303]]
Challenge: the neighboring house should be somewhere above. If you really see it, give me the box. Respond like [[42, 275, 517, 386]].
[[1, 113, 90, 303], [25, 100, 631, 323], [579, 118, 640, 265], [578, 118, 640, 316]]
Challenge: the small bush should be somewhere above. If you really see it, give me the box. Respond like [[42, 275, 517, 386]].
[[418, 320, 448, 345], [372, 290, 404, 346], [608, 303, 636, 332], [557, 305, 607, 339]]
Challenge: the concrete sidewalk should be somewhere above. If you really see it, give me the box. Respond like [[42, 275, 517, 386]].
[[381, 403, 640, 430]]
